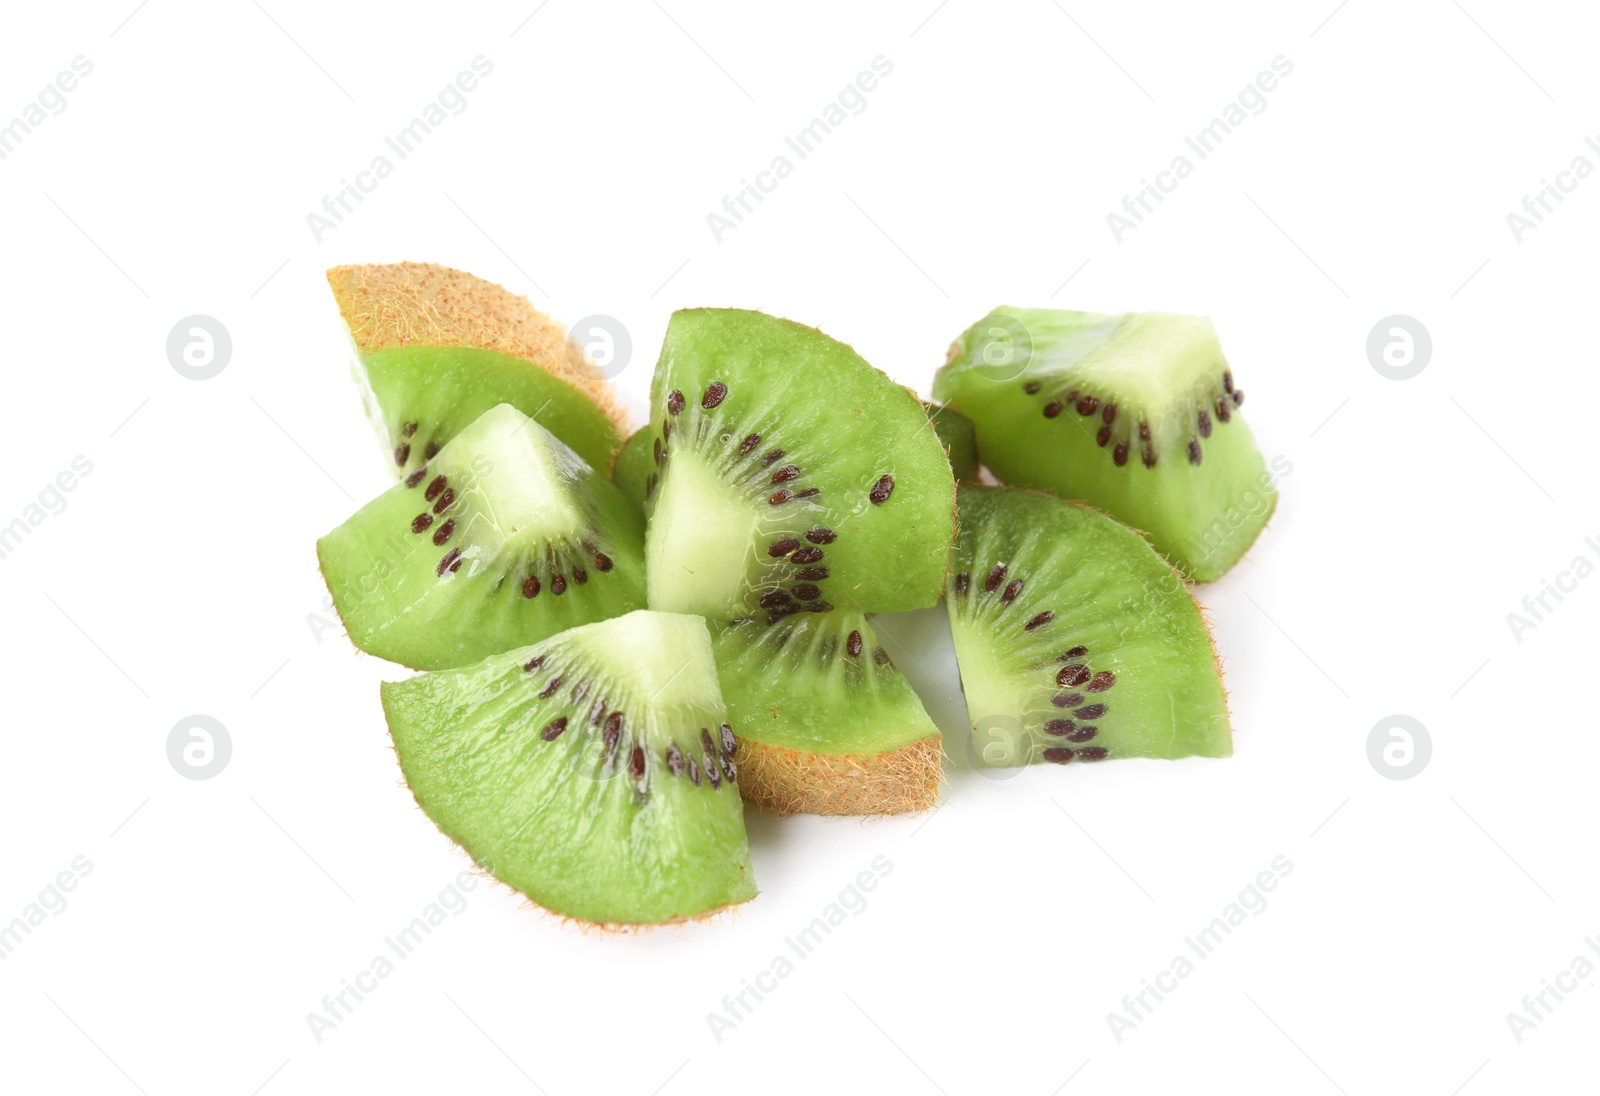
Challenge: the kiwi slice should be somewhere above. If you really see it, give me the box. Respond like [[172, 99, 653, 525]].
[[610, 424, 654, 511], [934, 307, 1275, 581], [383, 610, 755, 925], [947, 486, 1230, 766], [926, 401, 980, 484], [327, 262, 628, 475], [711, 610, 941, 815], [318, 404, 645, 670], [642, 308, 955, 620]]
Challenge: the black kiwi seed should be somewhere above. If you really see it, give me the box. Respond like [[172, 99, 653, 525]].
[[1044, 719, 1075, 736], [702, 381, 727, 409], [1113, 441, 1129, 467], [705, 752, 722, 789], [1215, 394, 1232, 422], [1025, 611, 1054, 631], [1141, 442, 1156, 469], [1062, 646, 1088, 659], [720, 723, 736, 755], [394, 445, 410, 466], [1065, 390, 1079, 404], [402, 421, 418, 438], [955, 572, 970, 595], [985, 564, 1006, 592], [1187, 437, 1202, 465], [423, 441, 440, 460], [759, 591, 793, 609], [700, 728, 716, 757], [1197, 409, 1212, 438], [847, 630, 863, 657], [762, 449, 785, 467], [432, 518, 455, 546], [1043, 402, 1062, 418], [1042, 747, 1074, 764], [523, 655, 545, 672], [1223, 370, 1235, 395], [771, 464, 801, 484], [1232, 389, 1245, 408], [722, 756, 737, 782], [874, 647, 892, 666], [661, 421, 671, 443], [590, 700, 606, 726], [653, 437, 662, 464], [1074, 704, 1107, 720], [405, 467, 428, 488], [604, 711, 624, 743], [1138, 421, 1151, 441], [522, 575, 541, 598], [629, 746, 646, 781], [1024, 380, 1041, 394], [739, 433, 761, 454], [792, 547, 824, 565], [1002, 579, 1023, 604], [1058, 664, 1090, 687], [572, 565, 588, 585], [688, 756, 702, 786], [795, 487, 820, 499], [769, 538, 801, 557], [1076, 395, 1099, 416], [433, 488, 455, 514], [869, 475, 895, 504], [666, 742, 686, 776], [539, 675, 563, 699], [412, 513, 433, 534], [805, 528, 836, 544], [1051, 692, 1079, 708], [667, 390, 685, 415], [571, 682, 588, 704], [1096, 425, 1112, 447], [551, 574, 567, 595], [1068, 725, 1099, 743], [1103, 403, 1117, 424], [807, 602, 833, 613], [793, 583, 821, 601], [1076, 747, 1108, 761], [425, 475, 447, 502], [769, 489, 794, 505], [540, 717, 567, 741], [437, 548, 462, 576], [594, 553, 613, 571]]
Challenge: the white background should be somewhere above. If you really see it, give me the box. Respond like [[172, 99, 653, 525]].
[[2, 1, 1596, 1093]]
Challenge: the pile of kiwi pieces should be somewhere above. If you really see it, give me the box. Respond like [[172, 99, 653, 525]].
[[318, 263, 1276, 926]]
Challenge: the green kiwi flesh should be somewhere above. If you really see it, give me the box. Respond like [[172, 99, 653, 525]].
[[611, 425, 653, 511], [946, 486, 1231, 766], [643, 308, 956, 620], [933, 307, 1275, 581], [711, 610, 941, 815], [382, 610, 755, 925], [317, 404, 645, 670], [926, 402, 981, 484]]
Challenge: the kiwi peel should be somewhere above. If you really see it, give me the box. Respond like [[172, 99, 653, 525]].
[[934, 307, 1273, 581], [327, 262, 629, 474]]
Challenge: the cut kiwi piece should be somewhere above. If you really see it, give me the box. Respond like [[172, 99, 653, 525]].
[[926, 401, 980, 484], [327, 262, 628, 475], [318, 404, 645, 670], [934, 307, 1275, 581], [711, 610, 940, 816], [946, 486, 1230, 766], [642, 308, 955, 620], [382, 610, 755, 925], [610, 424, 654, 511]]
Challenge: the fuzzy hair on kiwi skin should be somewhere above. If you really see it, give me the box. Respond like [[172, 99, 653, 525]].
[[734, 736, 942, 816], [326, 261, 631, 437]]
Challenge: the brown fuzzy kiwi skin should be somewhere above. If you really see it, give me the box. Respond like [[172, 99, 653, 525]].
[[325, 261, 630, 437], [734, 736, 942, 816]]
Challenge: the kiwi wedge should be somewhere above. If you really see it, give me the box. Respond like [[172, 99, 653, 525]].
[[947, 486, 1231, 766], [711, 610, 941, 816], [383, 610, 755, 925], [610, 424, 655, 511], [926, 401, 980, 484], [642, 308, 956, 620], [318, 404, 645, 670], [327, 262, 628, 474], [934, 307, 1275, 581]]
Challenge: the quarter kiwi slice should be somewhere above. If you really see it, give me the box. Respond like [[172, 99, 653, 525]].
[[610, 424, 655, 511], [711, 610, 941, 816], [934, 307, 1275, 581], [382, 610, 755, 925], [643, 308, 956, 619], [947, 486, 1231, 766], [318, 404, 645, 670], [327, 261, 628, 475], [926, 402, 981, 484]]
